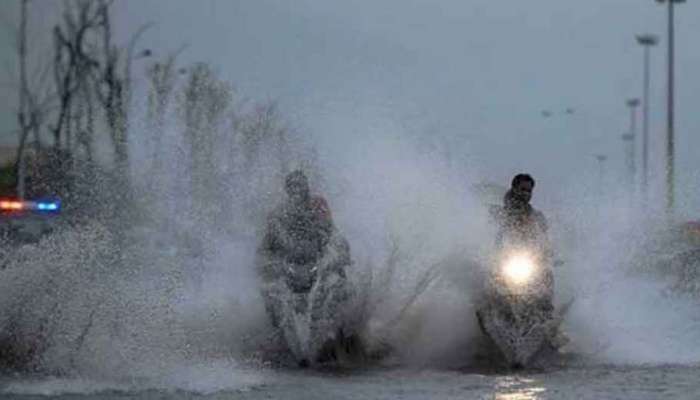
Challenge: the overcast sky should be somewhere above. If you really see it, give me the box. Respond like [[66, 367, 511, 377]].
[[1, 0, 699, 214]]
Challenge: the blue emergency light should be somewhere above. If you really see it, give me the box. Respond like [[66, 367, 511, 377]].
[[37, 202, 59, 211]]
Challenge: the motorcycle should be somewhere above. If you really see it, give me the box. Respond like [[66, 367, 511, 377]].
[[475, 243, 570, 368], [258, 233, 365, 367]]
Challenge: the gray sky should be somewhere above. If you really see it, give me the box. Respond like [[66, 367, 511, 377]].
[[1, 0, 699, 214]]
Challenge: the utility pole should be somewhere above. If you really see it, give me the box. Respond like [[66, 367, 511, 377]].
[[622, 133, 636, 189], [636, 34, 658, 200], [656, 0, 685, 218], [626, 98, 640, 189]]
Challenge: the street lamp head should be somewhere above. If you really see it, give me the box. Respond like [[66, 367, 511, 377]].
[[622, 133, 635, 142], [627, 98, 641, 108], [636, 34, 659, 46], [656, 0, 686, 3], [595, 155, 608, 162]]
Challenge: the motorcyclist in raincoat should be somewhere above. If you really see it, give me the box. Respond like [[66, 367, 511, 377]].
[[495, 174, 548, 248], [493, 173, 554, 315], [258, 169, 351, 327], [261, 170, 338, 275]]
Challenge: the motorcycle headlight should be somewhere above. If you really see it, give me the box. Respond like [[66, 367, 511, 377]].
[[501, 252, 536, 286]]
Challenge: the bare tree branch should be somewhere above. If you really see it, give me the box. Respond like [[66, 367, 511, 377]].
[[50, 0, 104, 149], [16, 0, 31, 198]]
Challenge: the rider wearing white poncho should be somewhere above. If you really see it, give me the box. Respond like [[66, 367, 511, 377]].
[[257, 170, 357, 366]]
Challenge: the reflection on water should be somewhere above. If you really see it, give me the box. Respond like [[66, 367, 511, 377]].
[[495, 376, 546, 400], [495, 389, 545, 400]]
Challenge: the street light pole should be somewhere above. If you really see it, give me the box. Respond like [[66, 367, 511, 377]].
[[656, 0, 685, 218], [626, 98, 640, 189], [636, 34, 658, 200], [622, 133, 635, 189]]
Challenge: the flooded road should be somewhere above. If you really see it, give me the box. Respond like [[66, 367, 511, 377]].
[[3, 364, 700, 399]]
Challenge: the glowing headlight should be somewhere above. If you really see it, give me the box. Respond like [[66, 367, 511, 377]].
[[501, 253, 536, 286]]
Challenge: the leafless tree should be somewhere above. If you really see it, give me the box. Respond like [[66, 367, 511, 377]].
[[146, 46, 185, 173], [14, 0, 54, 198], [50, 0, 102, 151], [92, 0, 125, 170], [177, 62, 232, 214], [12, 0, 150, 211], [16, 0, 33, 199], [90, 0, 152, 176], [75, 74, 96, 161], [235, 100, 295, 178]]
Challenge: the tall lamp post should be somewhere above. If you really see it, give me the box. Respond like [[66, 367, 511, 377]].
[[656, 0, 685, 217], [626, 98, 640, 189], [622, 133, 636, 189], [636, 34, 658, 200]]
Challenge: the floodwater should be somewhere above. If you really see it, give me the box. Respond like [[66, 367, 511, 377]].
[[2, 364, 700, 399]]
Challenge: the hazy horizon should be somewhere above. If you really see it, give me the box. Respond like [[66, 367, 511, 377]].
[[1, 0, 698, 216]]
